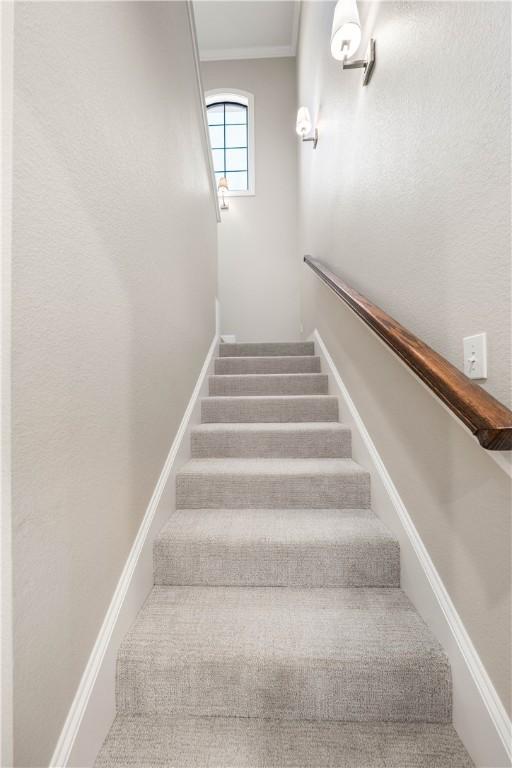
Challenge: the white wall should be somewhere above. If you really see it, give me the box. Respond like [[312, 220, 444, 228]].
[[1, 2, 14, 765], [202, 57, 300, 342], [11, 2, 217, 765], [298, 0, 511, 405], [299, 0, 511, 718]]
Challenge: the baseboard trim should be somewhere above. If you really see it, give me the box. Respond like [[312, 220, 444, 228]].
[[49, 333, 219, 768], [312, 328, 511, 768]]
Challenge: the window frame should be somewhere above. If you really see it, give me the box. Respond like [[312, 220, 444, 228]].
[[205, 89, 255, 197]]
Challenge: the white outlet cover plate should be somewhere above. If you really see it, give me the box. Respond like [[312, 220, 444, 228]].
[[463, 333, 487, 379]]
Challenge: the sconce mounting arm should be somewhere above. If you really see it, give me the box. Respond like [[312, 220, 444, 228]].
[[343, 38, 376, 86], [302, 128, 319, 149]]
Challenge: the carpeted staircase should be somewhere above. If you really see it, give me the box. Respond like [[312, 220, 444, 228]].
[[96, 341, 473, 767]]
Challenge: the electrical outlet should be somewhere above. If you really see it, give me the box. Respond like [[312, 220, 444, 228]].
[[463, 333, 487, 380]]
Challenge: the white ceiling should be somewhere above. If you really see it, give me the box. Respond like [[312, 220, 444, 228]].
[[193, 1, 300, 61]]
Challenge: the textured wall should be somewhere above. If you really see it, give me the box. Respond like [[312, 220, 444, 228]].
[[11, 3, 217, 765], [302, 270, 512, 717], [298, 0, 511, 405], [202, 58, 300, 342], [298, 1, 511, 716]]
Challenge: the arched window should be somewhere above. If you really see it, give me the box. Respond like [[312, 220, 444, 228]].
[[205, 90, 255, 196]]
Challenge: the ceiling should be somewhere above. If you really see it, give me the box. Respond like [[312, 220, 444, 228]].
[[193, 1, 300, 61]]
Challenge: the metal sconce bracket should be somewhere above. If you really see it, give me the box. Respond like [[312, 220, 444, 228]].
[[343, 38, 376, 86], [302, 128, 319, 149]]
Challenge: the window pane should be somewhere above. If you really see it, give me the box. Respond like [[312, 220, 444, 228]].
[[225, 103, 247, 124], [226, 124, 247, 148], [207, 104, 224, 125], [226, 148, 247, 172], [226, 171, 248, 191], [208, 125, 224, 150], [211, 149, 225, 173], [206, 97, 251, 192]]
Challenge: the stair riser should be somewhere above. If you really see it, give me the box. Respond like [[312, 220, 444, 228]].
[[219, 342, 314, 357], [96, 717, 472, 768], [191, 428, 351, 458], [215, 356, 321, 374], [209, 374, 328, 397], [202, 397, 339, 423], [176, 474, 370, 509], [116, 664, 451, 722], [154, 541, 400, 587]]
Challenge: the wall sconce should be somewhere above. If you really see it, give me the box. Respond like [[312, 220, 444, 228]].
[[296, 107, 318, 149], [218, 176, 229, 210], [331, 0, 376, 86]]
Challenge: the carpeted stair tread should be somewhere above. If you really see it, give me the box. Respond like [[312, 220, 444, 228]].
[[208, 373, 329, 396], [219, 341, 315, 357], [176, 458, 370, 509], [116, 586, 452, 722], [154, 508, 399, 587], [95, 716, 473, 767], [202, 395, 339, 422], [191, 421, 351, 458], [215, 355, 322, 374]]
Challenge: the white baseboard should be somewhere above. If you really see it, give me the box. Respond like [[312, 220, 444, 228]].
[[49, 333, 219, 768], [312, 328, 511, 768]]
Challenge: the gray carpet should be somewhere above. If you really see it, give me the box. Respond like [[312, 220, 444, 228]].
[[190, 422, 352, 458], [96, 717, 473, 767], [215, 355, 322, 374], [202, 394, 339, 423], [209, 373, 329, 396], [116, 586, 451, 722], [218, 341, 315, 357], [96, 341, 473, 767], [176, 458, 371, 509], [154, 508, 399, 587]]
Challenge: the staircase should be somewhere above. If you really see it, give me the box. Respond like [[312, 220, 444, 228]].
[[96, 341, 473, 767]]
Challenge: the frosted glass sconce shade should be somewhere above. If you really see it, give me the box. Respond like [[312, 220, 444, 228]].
[[296, 107, 318, 149], [218, 176, 229, 210], [330, 0, 376, 86], [331, 0, 361, 61], [296, 107, 312, 137]]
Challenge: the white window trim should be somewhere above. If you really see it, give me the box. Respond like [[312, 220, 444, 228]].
[[205, 88, 255, 197]]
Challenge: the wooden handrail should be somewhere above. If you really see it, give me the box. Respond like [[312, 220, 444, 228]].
[[304, 256, 512, 450]]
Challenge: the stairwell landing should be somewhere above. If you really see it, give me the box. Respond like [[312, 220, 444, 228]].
[[96, 341, 473, 767]]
